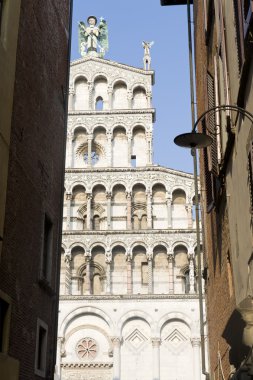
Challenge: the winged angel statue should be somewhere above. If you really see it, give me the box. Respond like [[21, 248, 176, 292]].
[[78, 16, 109, 58]]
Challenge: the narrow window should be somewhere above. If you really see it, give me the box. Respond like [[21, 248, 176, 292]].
[[131, 155, 136, 167], [35, 319, 48, 377], [141, 262, 148, 285], [0, 298, 9, 352], [95, 97, 103, 110], [41, 214, 53, 282]]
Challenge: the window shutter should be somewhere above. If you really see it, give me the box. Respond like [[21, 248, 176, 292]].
[[202, 120, 215, 211], [233, 0, 245, 71], [207, 72, 218, 176], [248, 142, 253, 213]]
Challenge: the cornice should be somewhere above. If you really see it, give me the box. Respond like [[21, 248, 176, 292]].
[[62, 229, 198, 237], [65, 165, 194, 179], [61, 362, 113, 369], [70, 56, 155, 78], [60, 294, 200, 301]]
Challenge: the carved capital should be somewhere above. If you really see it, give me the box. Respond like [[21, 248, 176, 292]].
[[151, 338, 161, 347], [64, 249, 72, 264], [66, 192, 72, 201], [106, 191, 112, 200], [191, 337, 201, 347], [111, 336, 122, 347], [167, 253, 174, 263]]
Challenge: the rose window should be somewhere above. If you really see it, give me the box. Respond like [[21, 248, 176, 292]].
[[76, 337, 98, 360]]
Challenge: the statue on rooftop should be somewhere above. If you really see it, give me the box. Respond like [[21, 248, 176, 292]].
[[78, 16, 109, 58], [142, 41, 154, 70]]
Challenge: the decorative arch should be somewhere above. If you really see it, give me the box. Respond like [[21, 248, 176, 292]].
[[130, 82, 148, 93], [91, 182, 108, 192], [111, 181, 127, 192], [72, 73, 89, 87], [130, 242, 147, 252], [69, 242, 86, 252], [92, 72, 109, 83], [172, 241, 189, 251], [70, 181, 86, 193], [90, 242, 107, 251], [117, 310, 154, 336], [157, 312, 193, 336], [59, 306, 114, 337], [110, 241, 127, 251], [72, 124, 88, 135], [152, 241, 169, 252], [111, 78, 128, 89], [111, 124, 127, 134]]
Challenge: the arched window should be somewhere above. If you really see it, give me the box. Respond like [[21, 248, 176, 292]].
[[95, 96, 104, 110]]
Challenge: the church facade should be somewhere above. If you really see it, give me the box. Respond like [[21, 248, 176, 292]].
[[56, 36, 204, 380]]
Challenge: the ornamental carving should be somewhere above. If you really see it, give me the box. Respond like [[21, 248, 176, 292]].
[[76, 338, 98, 360]]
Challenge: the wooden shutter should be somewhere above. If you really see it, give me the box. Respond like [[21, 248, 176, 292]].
[[248, 142, 253, 213], [207, 72, 218, 176], [202, 120, 215, 211], [233, 0, 245, 71]]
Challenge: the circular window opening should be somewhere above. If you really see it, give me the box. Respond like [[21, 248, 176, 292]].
[[76, 337, 98, 360]]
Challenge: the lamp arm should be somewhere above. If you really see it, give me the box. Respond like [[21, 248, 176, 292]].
[[192, 105, 253, 133]]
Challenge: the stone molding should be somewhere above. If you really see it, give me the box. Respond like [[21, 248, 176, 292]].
[[65, 166, 197, 197], [61, 362, 113, 369], [68, 110, 155, 133], [59, 294, 200, 301]]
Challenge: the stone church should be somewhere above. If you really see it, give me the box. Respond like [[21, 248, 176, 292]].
[[56, 18, 204, 380]]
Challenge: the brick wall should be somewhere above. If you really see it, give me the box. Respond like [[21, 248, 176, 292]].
[[0, 1, 71, 378]]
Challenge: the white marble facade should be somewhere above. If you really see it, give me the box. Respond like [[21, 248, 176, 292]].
[[56, 52, 204, 380]]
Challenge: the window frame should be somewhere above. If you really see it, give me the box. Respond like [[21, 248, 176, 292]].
[[34, 318, 48, 378]]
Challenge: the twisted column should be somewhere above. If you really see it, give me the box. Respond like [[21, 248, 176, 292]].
[[105, 252, 111, 294], [66, 193, 72, 230], [64, 249, 72, 295], [88, 82, 93, 110], [189, 253, 195, 294], [106, 192, 112, 230], [126, 192, 132, 230], [166, 192, 172, 228], [87, 134, 92, 167], [126, 250, 132, 294], [66, 131, 73, 168], [127, 133, 132, 167], [106, 131, 112, 167], [86, 193, 92, 230], [84, 253, 91, 294], [147, 248, 153, 294], [186, 201, 193, 228], [127, 91, 132, 108], [146, 191, 153, 229], [168, 253, 174, 294]]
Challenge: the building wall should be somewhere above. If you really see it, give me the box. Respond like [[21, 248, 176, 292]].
[[57, 54, 204, 380], [0, 1, 71, 378], [194, 0, 253, 378]]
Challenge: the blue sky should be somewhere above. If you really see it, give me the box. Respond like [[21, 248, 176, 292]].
[[71, 0, 194, 173]]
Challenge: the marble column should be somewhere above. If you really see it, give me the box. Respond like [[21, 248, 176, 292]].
[[126, 251, 132, 294], [71, 276, 81, 295], [88, 82, 93, 110], [64, 249, 72, 295], [148, 254, 153, 294], [68, 89, 75, 111], [106, 192, 112, 230], [189, 253, 195, 294], [146, 131, 153, 165], [105, 258, 111, 294], [146, 191, 152, 229], [126, 192, 132, 230], [108, 87, 113, 109], [111, 337, 121, 380], [127, 91, 132, 108], [107, 132, 113, 166], [191, 337, 201, 380], [87, 135, 92, 167], [168, 254, 174, 294], [66, 193, 72, 230], [86, 193, 92, 230], [84, 254, 91, 294], [152, 338, 161, 380], [146, 91, 152, 108], [66, 131, 73, 168], [127, 133, 132, 167], [166, 193, 172, 228], [186, 202, 193, 228]]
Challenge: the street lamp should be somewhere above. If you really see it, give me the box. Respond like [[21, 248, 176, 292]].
[[174, 104, 253, 380]]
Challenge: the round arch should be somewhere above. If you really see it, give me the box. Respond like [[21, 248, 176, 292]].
[[157, 312, 193, 336], [117, 310, 154, 336]]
